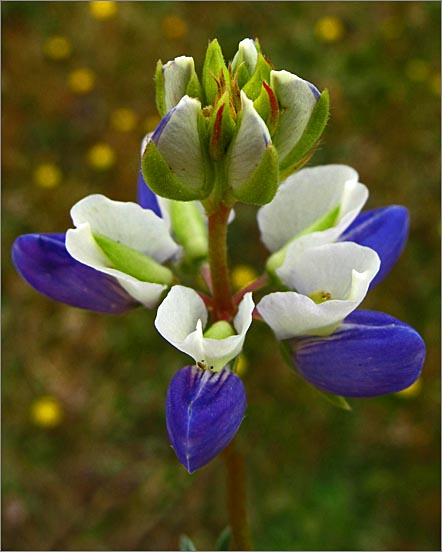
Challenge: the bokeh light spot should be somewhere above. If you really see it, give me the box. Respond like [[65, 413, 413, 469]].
[[87, 143, 116, 170], [396, 378, 422, 398], [89, 1, 117, 20], [429, 73, 441, 96], [235, 354, 248, 377], [315, 16, 345, 43], [33, 163, 62, 188], [43, 35, 72, 60], [232, 265, 259, 292], [405, 59, 430, 82], [68, 68, 96, 94], [162, 15, 188, 40], [30, 396, 63, 428], [111, 108, 138, 132]]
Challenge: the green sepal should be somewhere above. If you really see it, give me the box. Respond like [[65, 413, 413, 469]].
[[279, 89, 330, 178], [216, 526, 232, 551], [142, 140, 212, 202], [93, 232, 173, 285], [204, 320, 235, 340], [230, 144, 279, 206], [279, 342, 351, 411], [179, 534, 197, 551], [202, 39, 229, 106], [235, 62, 251, 90], [242, 53, 272, 101], [186, 70, 202, 101], [155, 59, 166, 117], [253, 84, 270, 123], [208, 90, 236, 160], [169, 200, 208, 263]]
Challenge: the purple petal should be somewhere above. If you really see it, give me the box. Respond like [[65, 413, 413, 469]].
[[307, 80, 321, 100], [166, 365, 246, 473], [12, 233, 138, 313], [137, 170, 162, 217], [291, 310, 425, 398], [151, 107, 175, 144], [339, 206, 409, 288]]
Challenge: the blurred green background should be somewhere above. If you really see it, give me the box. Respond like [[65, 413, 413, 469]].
[[2, 2, 440, 550]]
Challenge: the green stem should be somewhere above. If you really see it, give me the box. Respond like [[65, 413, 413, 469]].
[[207, 202, 234, 321], [222, 440, 252, 551]]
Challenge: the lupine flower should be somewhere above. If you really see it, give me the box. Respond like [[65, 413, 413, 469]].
[[12, 193, 180, 312], [65, 194, 180, 308], [166, 365, 246, 473], [258, 164, 368, 273], [256, 165, 424, 398], [155, 285, 254, 372]]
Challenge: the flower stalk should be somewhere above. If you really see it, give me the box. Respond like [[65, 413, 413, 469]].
[[222, 439, 252, 551], [207, 202, 235, 321]]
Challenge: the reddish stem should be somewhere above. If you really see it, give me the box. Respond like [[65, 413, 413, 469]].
[[207, 203, 234, 321]]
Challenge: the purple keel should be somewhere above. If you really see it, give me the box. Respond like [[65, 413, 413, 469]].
[[166, 365, 246, 473], [137, 170, 162, 217], [340, 206, 409, 288], [291, 310, 425, 398], [12, 233, 138, 313]]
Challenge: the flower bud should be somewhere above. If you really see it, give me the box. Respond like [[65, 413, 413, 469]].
[[155, 56, 201, 116], [141, 96, 213, 201], [202, 39, 230, 106], [270, 70, 329, 177], [226, 92, 279, 205]]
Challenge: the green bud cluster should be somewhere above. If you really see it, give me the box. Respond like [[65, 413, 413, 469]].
[[142, 38, 329, 208]]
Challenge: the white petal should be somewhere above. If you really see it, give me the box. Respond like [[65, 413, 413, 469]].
[[65, 223, 167, 308], [277, 242, 380, 297], [154, 95, 205, 194], [227, 91, 271, 192], [232, 38, 258, 74], [257, 164, 368, 252], [155, 287, 254, 372], [270, 70, 319, 161], [259, 242, 380, 339], [257, 291, 359, 339], [155, 285, 208, 345], [70, 194, 180, 263], [163, 56, 196, 112]]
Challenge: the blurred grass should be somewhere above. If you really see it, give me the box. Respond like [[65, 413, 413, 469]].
[[2, 2, 440, 551]]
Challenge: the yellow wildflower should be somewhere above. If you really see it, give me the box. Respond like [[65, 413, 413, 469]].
[[33, 163, 62, 188], [111, 108, 138, 132], [87, 143, 116, 170], [231, 265, 259, 292], [235, 355, 248, 377], [315, 16, 345, 43], [405, 59, 430, 82], [429, 73, 441, 96], [30, 396, 63, 428], [89, 1, 117, 19], [162, 15, 188, 40], [68, 68, 96, 94], [397, 379, 422, 398], [43, 35, 72, 60]]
